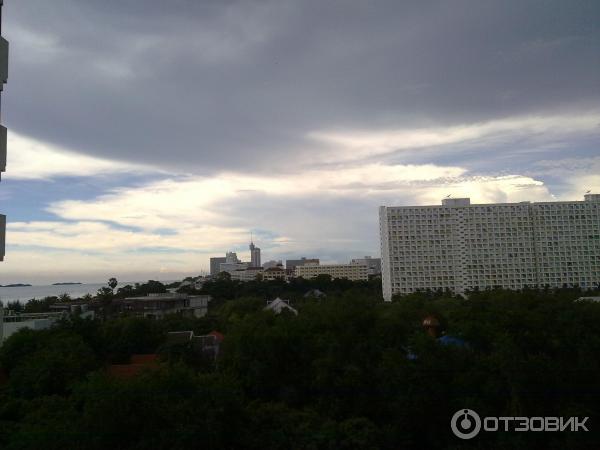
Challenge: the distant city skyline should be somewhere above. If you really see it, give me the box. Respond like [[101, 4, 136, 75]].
[[0, 1, 598, 283]]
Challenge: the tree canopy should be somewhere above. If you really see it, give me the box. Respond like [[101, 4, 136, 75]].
[[0, 283, 598, 449]]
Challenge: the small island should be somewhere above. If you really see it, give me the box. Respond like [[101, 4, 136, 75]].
[[0, 283, 33, 287], [52, 282, 83, 286]]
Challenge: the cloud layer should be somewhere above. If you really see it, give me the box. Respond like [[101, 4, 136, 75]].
[[6, 131, 158, 180], [0, 1, 599, 283], [4, 1, 599, 173], [4, 157, 560, 282]]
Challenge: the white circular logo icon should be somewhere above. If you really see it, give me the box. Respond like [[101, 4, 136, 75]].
[[451, 409, 481, 439]]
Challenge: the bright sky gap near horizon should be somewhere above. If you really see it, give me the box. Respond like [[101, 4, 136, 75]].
[[0, 1, 599, 284]]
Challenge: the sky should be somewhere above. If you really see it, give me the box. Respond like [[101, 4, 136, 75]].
[[0, 0, 599, 284]]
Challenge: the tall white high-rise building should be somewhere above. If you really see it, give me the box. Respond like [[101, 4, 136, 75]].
[[0, 2, 8, 261], [249, 240, 261, 268], [379, 195, 600, 301]]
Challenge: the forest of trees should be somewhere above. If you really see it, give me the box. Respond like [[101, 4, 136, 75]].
[[0, 278, 599, 449]]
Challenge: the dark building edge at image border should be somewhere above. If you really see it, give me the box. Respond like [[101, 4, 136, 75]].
[[0, 0, 7, 262]]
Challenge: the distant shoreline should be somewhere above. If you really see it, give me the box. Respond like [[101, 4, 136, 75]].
[[52, 282, 83, 286], [0, 283, 33, 288], [0, 281, 177, 303]]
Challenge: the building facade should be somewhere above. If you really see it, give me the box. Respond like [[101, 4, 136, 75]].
[[262, 259, 283, 269], [1, 311, 63, 345], [230, 267, 263, 282], [262, 265, 287, 281], [286, 257, 320, 272], [210, 252, 244, 276], [380, 195, 600, 301], [118, 293, 211, 318], [0, 2, 8, 261], [351, 256, 382, 276], [295, 263, 369, 281], [225, 251, 240, 263], [249, 240, 261, 268], [220, 261, 250, 274], [209, 257, 227, 276]]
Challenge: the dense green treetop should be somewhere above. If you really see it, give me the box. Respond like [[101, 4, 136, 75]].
[[0, 284, 599, 449]]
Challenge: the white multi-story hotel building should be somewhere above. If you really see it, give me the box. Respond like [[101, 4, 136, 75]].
[[0, 2, 8, 261], [380, 195, 600, 301], [295, 263, 369, 281]]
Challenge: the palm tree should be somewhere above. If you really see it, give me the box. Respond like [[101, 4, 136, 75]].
[[108, 277, 118, 293], [58, 293, 72, 303]]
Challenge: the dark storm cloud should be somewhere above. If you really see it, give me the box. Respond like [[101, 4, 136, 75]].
[[4, 0, 599, 173]]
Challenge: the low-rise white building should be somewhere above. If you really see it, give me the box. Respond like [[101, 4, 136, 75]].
[[230, 267, 263, 282], [262, 265, 288, 281], [295, 263, 369, 281], [49, 303, 95, 320], [351, 256, 382, 275], [1, 309, 63, 344]]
